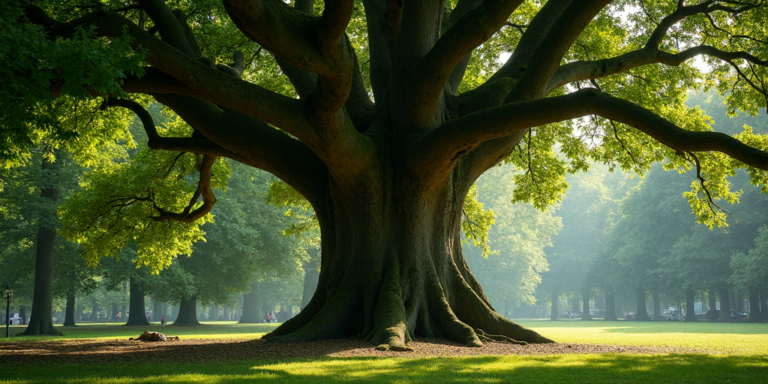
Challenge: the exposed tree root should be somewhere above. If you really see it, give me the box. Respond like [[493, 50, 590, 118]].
[[475, 329, 528, 345]]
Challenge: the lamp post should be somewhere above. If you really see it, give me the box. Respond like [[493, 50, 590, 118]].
[[3, 284, 12, 338]]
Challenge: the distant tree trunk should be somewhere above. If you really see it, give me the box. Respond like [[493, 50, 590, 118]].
[[605, 293, 617, 321], [718, 287, 732, 322], [301, 258, 320, 310], [19, 306, 27, 324], [550, 286, 559, 321], [21, 155, 62, 336], [111, 302, 118, 322], [153, 300, 162, 322], [90, 297, 99, 322], [762, 289, 768, 321], [571, 296, 580, 313], [652, 292, 661, 321], [735, 290, 745, 312], [635, 288, 650, 321], [63, 289, 76, 326], [707, 288, 718, 319], [685, 288, 698, 322], [581, 287, 592, 321], [209, 305, 217, 321], [748, 288, 761, 323], [125, 276, 149, 326], [173, 296, 201, 326], [240, 280, 261, 323], [76, 304, 83, 322]]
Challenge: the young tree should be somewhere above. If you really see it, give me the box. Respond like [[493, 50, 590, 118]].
[[11, 0, 768, 349]]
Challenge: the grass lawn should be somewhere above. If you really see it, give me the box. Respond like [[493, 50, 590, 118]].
[[1, 320, 766, 383]]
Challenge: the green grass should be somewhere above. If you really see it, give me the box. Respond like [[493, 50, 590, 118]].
[[2, 320, 767, 383], [515, 319, 768, 355], [0, 321, 278, 343]]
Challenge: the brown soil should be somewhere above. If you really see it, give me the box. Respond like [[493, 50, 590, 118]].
[[0, 337, 707, 364]]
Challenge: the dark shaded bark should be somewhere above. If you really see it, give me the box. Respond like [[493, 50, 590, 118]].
[[549, 286, 559, 321], [125, 276, 149, 326], [581, 287, 592, 321], [718, 287, 732, 322], [240, 280, 261, 323], [708, 288, 718, 319], [21, 155, 62, 336], [301, 258, 320, 310], [735, 290, 745, 312], [604, 293, 617, 321], [748, 288, 761, 322], [172, 295, 200, 326], [111, 302, 119, 321], [635, 288, 650, 321], [63, 290, 76, 326], [685, 288, 698, 322], [652, 292, 661, 321]]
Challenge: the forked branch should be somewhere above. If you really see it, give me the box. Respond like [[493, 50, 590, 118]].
[[151, 154, 217, 223]]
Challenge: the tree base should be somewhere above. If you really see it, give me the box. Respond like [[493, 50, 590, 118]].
[[20, 324, 62, 336]]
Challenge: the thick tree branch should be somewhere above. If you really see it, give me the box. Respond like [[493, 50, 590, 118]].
[[152, 95, 328, 207], [101, 98, 238, 158], [547, 45, 768, 95], [505, 0, 612, 102], [413, 88, 768, 177], [546, 1, 768, 94], [363, 0, 395, 101], [408, 0, 524, 124], [25, 5, 316, 144]]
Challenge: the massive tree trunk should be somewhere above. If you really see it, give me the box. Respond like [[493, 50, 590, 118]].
[[718, 287, 732, 322], [652, 291, 661, 321], [173, 295, 201, 326], [581, 287, 592, 321], [635, 288, 650, 321], [685, 288, 698, 322], [604, 293, 617, 321], [301, 258, 320, 310], [239, 281, 261, 323], [21, 154, 62, 336], [125, 276, 149, 326], [748, 288, 761, 323], [63, 290, 76, 327], [549, 286, 559, 321]]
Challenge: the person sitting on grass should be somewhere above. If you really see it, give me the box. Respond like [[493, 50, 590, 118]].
[[129, 331, 179, 342]]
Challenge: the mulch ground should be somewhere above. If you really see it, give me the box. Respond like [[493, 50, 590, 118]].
[[0, 337, 709, 364]]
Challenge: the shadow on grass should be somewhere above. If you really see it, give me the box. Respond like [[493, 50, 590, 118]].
[[3, 354, 766, 383]]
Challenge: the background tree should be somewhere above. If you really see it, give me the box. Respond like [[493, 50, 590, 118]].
[[8, 0, 768, 349]]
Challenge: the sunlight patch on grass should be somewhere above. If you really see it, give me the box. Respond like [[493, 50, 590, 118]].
[[515, 320, 768, 355]]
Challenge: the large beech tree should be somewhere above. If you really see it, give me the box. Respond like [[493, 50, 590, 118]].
[[7, 0, 768, 349]]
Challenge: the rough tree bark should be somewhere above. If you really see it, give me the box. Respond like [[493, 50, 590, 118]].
[[604, 293, 617, 321], [718, 287, 732, 322], [239, 281, 261, 323], [173, 295, 201, 326], [685, 288, 698, 322], [125, 276, 149, 326], [635, 288, 650, 321], [25, 0, 768, 349], [21, 153, 62, 336]]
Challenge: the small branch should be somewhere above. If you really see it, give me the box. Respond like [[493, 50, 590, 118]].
[[151, 155, 217, 223], [685, 151, 737, 222]]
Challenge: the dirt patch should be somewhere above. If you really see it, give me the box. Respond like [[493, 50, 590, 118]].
[[0, 337, 708, 364]]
